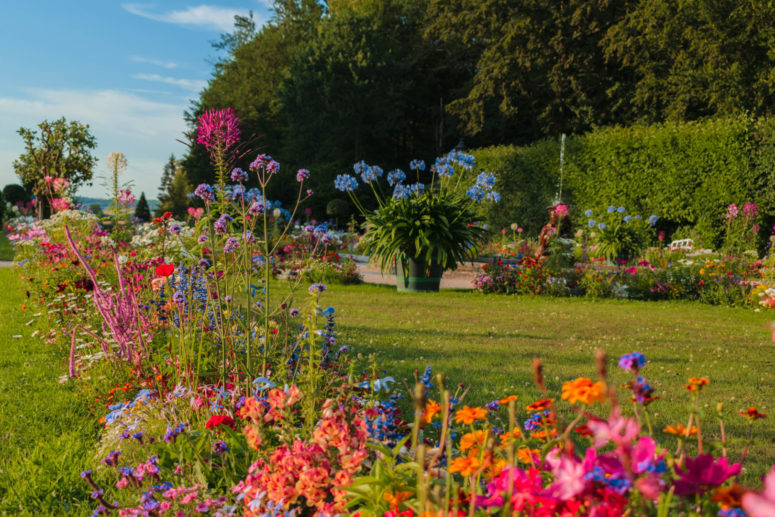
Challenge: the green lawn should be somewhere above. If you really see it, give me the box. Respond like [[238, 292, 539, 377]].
[[320, 283, 775, 482], [0, 232, 14, 261], [2, 271, 775, 515], [0, 268, 96, 515]]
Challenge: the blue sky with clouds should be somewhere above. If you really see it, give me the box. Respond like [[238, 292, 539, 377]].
[[0, 1, 273, 199]]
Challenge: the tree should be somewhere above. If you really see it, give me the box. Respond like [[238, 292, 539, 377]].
[[2, 184, 29, 207], [134, 192, 151, 221], [158, 155, 177, 199], [156, 168, 193, 218], [13, 117, 97, 218]]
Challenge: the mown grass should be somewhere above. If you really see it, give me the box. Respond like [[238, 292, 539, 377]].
[[0, 232, 15, 261], [320, 283, 775, 483], [0, 267, 97, 515]]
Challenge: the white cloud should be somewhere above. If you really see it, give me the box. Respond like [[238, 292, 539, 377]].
[[133, 73, 207, 92], [122, 3, 250, 32], [0, 89, 191, 198], [130, 55, 178, 69]]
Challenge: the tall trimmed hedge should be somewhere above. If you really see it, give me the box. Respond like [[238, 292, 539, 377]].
[[471, 116, 775, 246]]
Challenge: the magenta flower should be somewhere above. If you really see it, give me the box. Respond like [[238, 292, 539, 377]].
[[196, 108, 241, 151], [743, 466, 775, 516], [742, 202, 758, 219], [673, 454, 741, 496]]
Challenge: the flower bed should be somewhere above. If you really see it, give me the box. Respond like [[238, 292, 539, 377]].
[[6, 108, 775, 516]]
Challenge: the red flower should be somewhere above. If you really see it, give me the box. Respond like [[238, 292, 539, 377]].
[[163, 211, 173, 220], [155, 264, 174, 277], [205, 415, 235, 431]]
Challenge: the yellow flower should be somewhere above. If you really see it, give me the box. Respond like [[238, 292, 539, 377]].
[[561, 377, 605, 405]]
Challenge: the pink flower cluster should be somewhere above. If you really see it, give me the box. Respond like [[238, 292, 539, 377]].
[[118, 189, 135, 207], [474, 408, 740, 516], [238, 395, 369, 516], [196, 108, 241, 151]]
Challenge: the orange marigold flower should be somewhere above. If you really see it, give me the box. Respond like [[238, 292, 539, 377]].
[[664, 424, 699, 436], [561, 377, 605, 405], [498, 395, 518, 405], [739, 407, 766, 420], [422, 399, 442, 424], [459, 430, 488, 452], [449, 456, 481, 477], [454, 406, 488, 424], [525, 398, 554, 412]]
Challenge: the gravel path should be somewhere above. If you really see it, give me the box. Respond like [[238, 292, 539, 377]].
[[0, 261, 14, 267]]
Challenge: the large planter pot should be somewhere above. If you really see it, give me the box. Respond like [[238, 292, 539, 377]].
[[396, 257, 443, 292]]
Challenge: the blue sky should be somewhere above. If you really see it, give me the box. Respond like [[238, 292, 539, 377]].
[[0, 1, 273, 199]]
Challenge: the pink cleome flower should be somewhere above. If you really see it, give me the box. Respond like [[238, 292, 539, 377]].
[[196, 108, 241, 151]]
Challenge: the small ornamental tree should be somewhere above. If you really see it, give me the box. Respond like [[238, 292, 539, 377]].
[[13, 117, 97, 218], [134, 192, 151, 222]]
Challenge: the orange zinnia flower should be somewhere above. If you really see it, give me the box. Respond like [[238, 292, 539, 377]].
[[454, 406, 488, 424], [712, 484, 746, 508], [561, 377, 605, 405], [530, 429, 558, 440], [498, 395, 518, 405], [516, 448, 540, 465], [739, 407, 766, 420], [664, 424, 699, 436], [498, 427, 523, 447], [383, 491, 412, 506], [525, 398, 554, 412], [459, 430, 488, 452], [685, 377, 710, 392], [422, 399, 442, 424], [449, 456, 481, 477]]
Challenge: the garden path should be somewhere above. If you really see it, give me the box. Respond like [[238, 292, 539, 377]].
[[0, 261, 13, 267], [355, 261, 482, 289]]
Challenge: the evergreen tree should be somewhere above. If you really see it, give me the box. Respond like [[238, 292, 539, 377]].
[[156, 168, 193, 218], [134, 192, 151, 221], [158, 154, 176, 200]]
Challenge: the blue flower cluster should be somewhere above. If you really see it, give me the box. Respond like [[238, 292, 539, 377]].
[[334, 174, 359, 192]]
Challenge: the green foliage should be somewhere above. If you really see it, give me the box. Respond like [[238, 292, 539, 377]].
[[361, 191, 485, 275], [2, 184, 29, 206], [134, 192, 151, 222], [326, 198, 349, 220], [584, 210, 654, 262], [471, 116, 774, 246], [156, 164, 193, 218], [13, 118, 97, 203]]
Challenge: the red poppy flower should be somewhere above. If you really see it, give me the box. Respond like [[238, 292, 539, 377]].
[[155, 263, 174, 277], [205, 415, 235, 431]]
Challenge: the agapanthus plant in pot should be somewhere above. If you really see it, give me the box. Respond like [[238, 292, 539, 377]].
[[334, 151, 499, 292]]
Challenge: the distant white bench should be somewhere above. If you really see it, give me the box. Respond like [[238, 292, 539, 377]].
[[668, 238, 693, 250]]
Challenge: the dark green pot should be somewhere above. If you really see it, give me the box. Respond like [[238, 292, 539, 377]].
[[396, 257, 443, 292]]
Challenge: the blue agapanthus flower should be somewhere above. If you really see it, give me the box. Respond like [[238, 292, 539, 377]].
[[598, 222, 607, 230], [393, 183, 410, 199], [466, 184, 485, 202], [433, 157, 454, 177], [409, 159, 425, 171], [485, 190, 501, 202], [617, 206, 626, 213], [447, 149, 476, 170], [334, 174, 359, 192], [387, 169, 406, 186], [409, 183, 425, 195], [623, 215, 632, 223], [648, 215, 659, 226], [476, 172, 496, 189], [607, 206, 616, 213], [588, 219, 596, 227], [584, 209, 593, 217]]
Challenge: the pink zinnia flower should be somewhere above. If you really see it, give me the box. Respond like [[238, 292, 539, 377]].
[[554, 204, 569, 217], [588, 408, 640, 449], [196, 108, 241, 151]]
